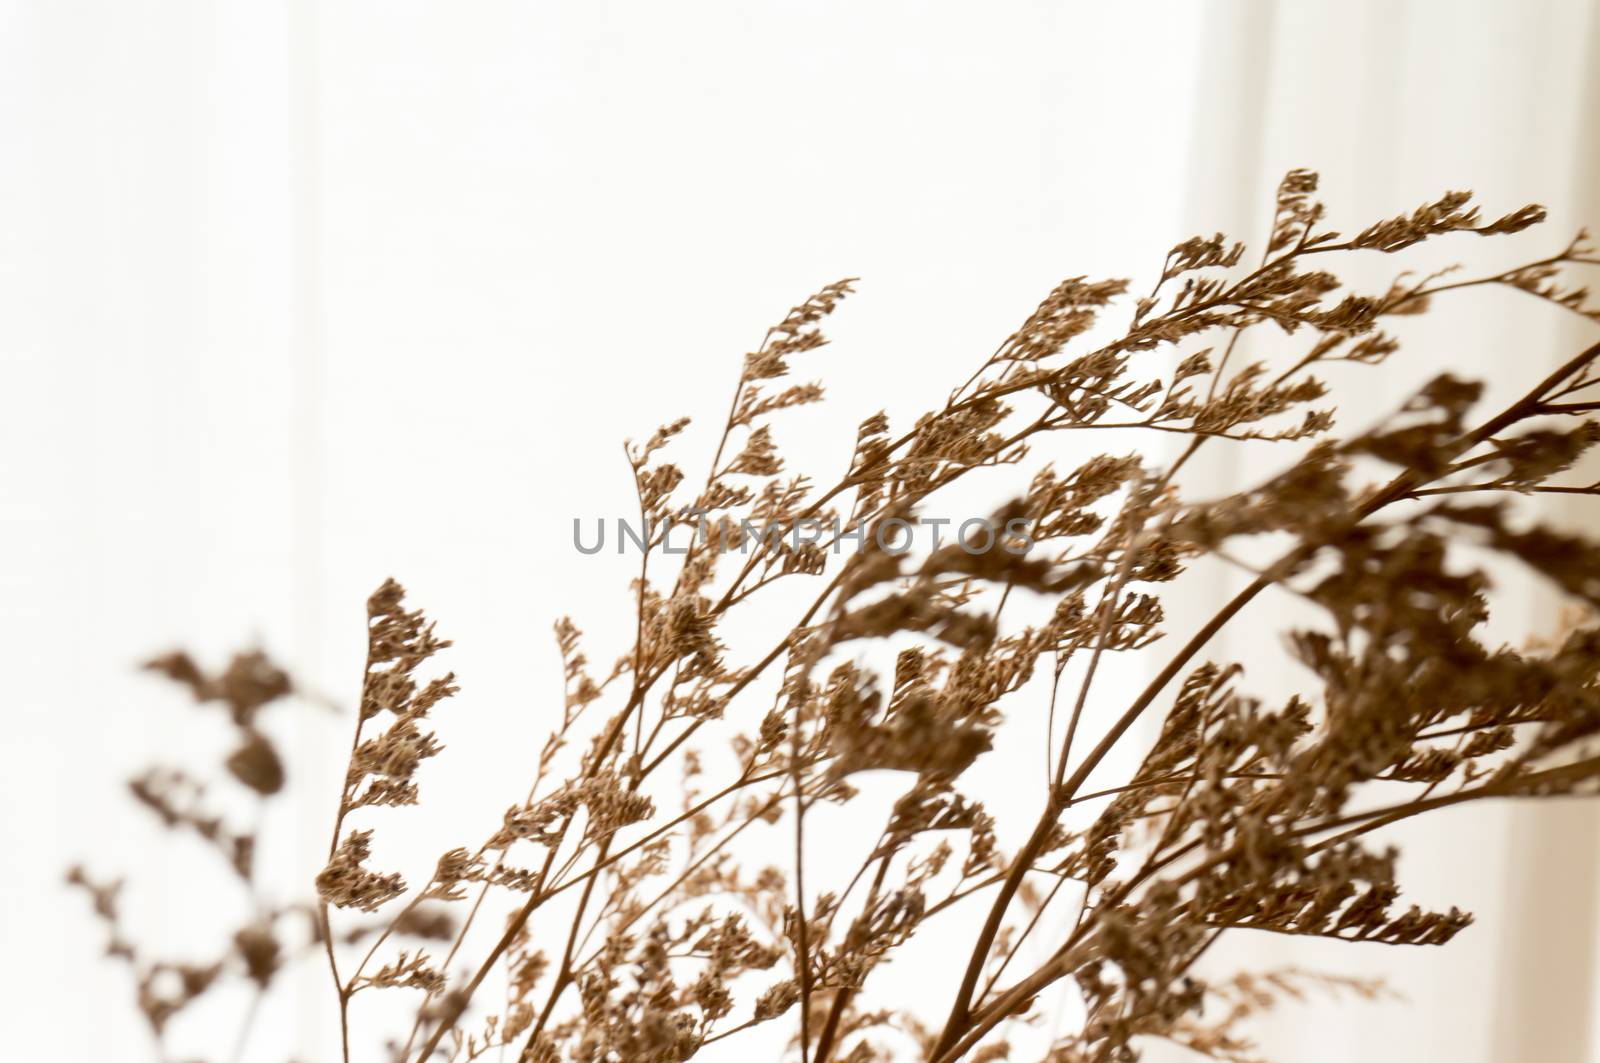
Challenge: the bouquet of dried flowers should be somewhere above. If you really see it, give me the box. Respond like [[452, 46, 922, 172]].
[[73, 171, 1600, 1062]]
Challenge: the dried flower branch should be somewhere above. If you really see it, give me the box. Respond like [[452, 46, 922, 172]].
[[76, 172, 1600, 1063]]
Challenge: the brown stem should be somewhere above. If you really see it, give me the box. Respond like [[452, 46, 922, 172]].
[[814, 856, 893, 1062], [409, 682, 647, 1062], [790, 687, 815, 1062]]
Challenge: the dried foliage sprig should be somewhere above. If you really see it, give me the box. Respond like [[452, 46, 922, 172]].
[[68, 650, 299, 1061], [74, 172, 1600, 1063]]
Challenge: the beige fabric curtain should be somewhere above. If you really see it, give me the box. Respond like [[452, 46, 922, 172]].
[[1172, 3, 1600, 1060]]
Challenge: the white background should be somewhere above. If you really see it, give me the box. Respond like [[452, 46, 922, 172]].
[[5, 2, 1600, 1060]]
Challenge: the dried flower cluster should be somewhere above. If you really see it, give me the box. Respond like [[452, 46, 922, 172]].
[[74, 172, 1600, 1062]]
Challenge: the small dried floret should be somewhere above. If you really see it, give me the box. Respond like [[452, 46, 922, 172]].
[[226, 728, 285, 795], [233, 922, 281, 987], [753, 979, 800, 1021], [316, 830, 405, 913], [353, 949, 446, 994]]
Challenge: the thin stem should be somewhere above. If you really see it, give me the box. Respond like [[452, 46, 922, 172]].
[[322, 637, 381, 1063], [935, 490, 1153, 1053], [791, 689, 814, 1063], [813, 856, 892, 1062]]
